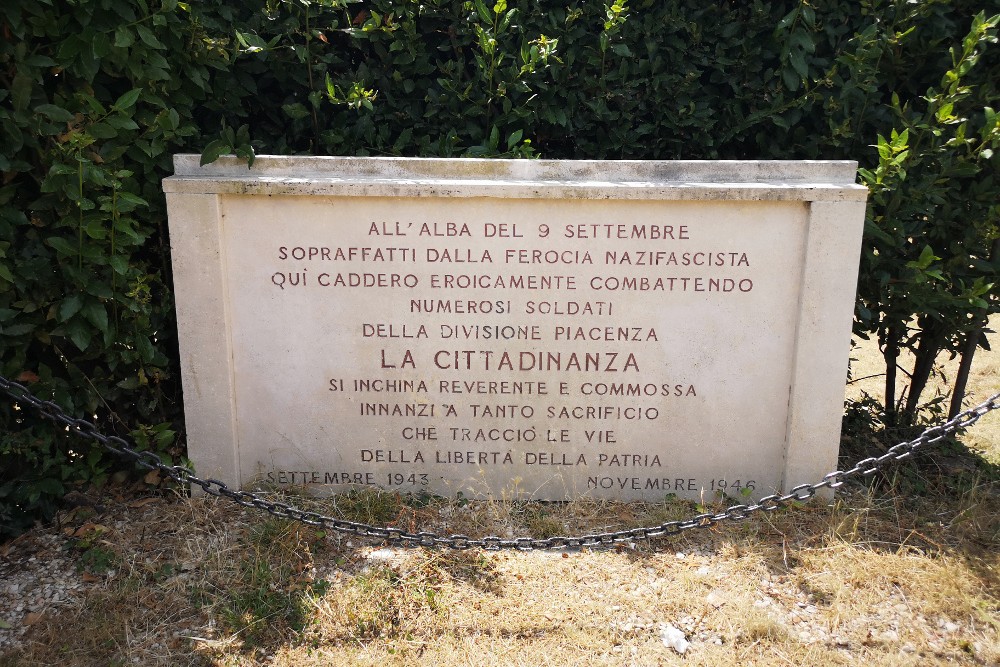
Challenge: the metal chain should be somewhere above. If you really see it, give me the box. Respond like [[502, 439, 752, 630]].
[[2, 374, 998, 550]]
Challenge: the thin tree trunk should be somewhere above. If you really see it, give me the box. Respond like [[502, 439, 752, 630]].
[[949, 325, 982, 418], [904, 326, 942, 424], [950, 238, 999, 418], [883, 328, 899, 426]]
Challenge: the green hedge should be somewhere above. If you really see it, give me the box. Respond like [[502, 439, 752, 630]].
[[1, 0, 997, 536]]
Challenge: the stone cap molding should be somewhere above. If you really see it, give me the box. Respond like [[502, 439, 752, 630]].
[[164, 155, 868, 202]]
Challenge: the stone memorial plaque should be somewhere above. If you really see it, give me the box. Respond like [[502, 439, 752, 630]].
[[163, 157, 867, 500]]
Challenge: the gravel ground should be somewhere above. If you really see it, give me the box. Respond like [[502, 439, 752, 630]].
[[0, 532, 88, 651]]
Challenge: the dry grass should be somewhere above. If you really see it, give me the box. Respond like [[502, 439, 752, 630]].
[[1, 327, 998, 666], [2, 487, 999, 666]]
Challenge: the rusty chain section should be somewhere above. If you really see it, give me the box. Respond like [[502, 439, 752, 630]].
[[2, 374, 999, 550]]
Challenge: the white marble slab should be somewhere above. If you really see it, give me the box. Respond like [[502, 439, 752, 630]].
[[164, 156, 866, 501]]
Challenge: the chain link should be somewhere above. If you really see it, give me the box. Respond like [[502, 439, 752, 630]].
[[2, 374, 998, 551]]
